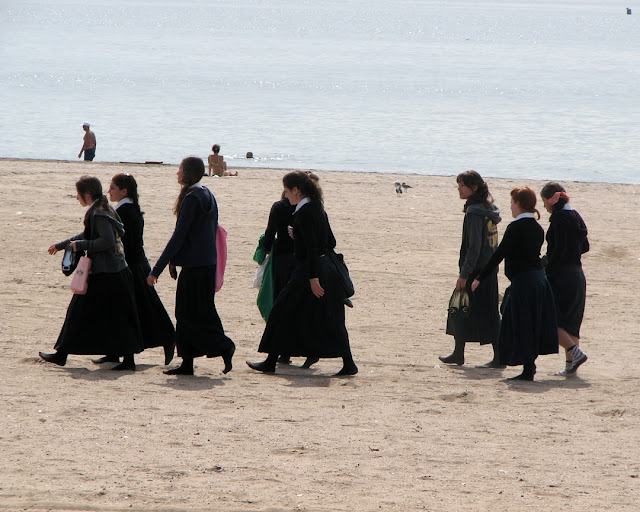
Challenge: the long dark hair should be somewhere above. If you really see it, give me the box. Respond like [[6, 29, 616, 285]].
[[540, 182, 568, 213], [174, 157, 205, 216], [457, 170, 494, 212], [282, 171, 324, 210], [112, 173, 144, 215], [76, 175, 115, 226]]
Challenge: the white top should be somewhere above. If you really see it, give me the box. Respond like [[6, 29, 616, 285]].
[[514, 212, 535, 221], [115, 197, 133, 210], [294, 197, 311, 213]]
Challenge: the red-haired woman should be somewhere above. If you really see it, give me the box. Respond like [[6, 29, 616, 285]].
[[540, 182, 589, 377], [472, 187, 558, 381]]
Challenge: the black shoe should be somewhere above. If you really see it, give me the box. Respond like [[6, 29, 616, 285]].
[[92, 355, 120, 364], [439, 354, 464, 365], [277, 355, 292, 365], [163, 342, 176, 365], [111, 361, 136, 371], [39, 351, 67, 366], [333, 365, 358, 377], [507, 372, 534, 381], [164, 365, 194, 376], [246, 360, 276, 373], [222, 344, 235, 374], [301, 357, 319, 369], [475, 360, 506, 369]]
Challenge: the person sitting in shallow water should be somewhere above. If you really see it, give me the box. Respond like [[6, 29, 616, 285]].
[[207, 144, 238, 177]]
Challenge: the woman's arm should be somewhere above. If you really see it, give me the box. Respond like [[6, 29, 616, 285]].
[[74, 215, 115, 253], [150, 195, 198, 278], [458, 214, 485, 288]]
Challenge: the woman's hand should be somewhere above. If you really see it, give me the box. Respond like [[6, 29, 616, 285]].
[[147, 274, 158, 286], [48, 245, 59, 255], [455, 277, 467, 290], [471, 279, 480, 292], [69, 241, 78, 252], [310, 278, 324, 298]]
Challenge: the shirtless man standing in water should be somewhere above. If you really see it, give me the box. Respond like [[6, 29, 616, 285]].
[[78, 122, 96, 161]]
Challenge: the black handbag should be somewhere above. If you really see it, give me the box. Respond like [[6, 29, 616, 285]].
[[326, 249, 355, 299], [61, 246, 82, 276]]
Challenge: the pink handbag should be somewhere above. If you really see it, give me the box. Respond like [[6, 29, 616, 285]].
[[215, 225, 227, 292], [70, 256, 92, 295]]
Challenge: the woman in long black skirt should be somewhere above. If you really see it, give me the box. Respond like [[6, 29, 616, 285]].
[[540, 182, 589, 377], [39, 175, 143, 370], [90, 173, 176, 366], [441, 170, 503, 368], [247, 171, 358, 376], [472, 187, 558, 381], [262, 172, 322, 368], [147, 157, 235, 376]]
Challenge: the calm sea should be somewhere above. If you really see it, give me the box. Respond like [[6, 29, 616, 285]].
[[1, 0, 639, 183]]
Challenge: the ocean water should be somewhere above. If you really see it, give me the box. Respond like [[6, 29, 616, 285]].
[[1, 0, 639, 183]]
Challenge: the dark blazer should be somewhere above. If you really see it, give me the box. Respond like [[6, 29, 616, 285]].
[[151, 186, 218, 277]]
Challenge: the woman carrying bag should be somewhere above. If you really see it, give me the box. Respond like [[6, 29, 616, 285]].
[[39, 175, 143, 370], [441, 170, 503, 368], [148, 157, 235, 376], [247, 171, 357, 376]]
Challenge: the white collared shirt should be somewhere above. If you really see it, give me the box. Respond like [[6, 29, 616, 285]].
[[189, 182, 204, 190], [562, 203, 573, 211], [115, 197, 134, 210], [294, 197, 311, 213], [514, 212, 535, 221]]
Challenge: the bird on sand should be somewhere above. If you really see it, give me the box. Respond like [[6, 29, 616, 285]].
[[394, 182, 403, 195]]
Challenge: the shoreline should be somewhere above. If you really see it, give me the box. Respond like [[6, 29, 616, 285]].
[[0, 158, 639, 511], [2, 156, 638, 186]]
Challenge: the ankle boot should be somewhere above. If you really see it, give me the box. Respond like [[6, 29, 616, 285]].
[[476, 341, 506, 368], [439, 339, 465, 365]]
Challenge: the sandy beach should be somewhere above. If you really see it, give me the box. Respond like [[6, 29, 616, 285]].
[[0, 157, 638, 512]]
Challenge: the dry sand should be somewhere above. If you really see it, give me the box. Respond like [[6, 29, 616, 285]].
[[0, 158, 639, 512]]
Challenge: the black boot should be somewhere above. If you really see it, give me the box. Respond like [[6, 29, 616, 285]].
[[112, 354, 136, 371], [163, 341, 176, 365], [92, 355, 120, 364], [508, 361, 536, 381], [39, 351, 67, 366], [476, 341, 506, 368], [301, 357, 319, 369], [246, 354, 277, 374], [278, 355, 292, 365], [334, 354, 358, 376], [439, 339, 465, 365], [222, 343, 235, 374], [164, 357, 194, 375]]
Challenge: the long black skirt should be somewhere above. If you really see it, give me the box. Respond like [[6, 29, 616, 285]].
[[272, 252, 297, 299], [175, 265, 234, 359], [499, 269, 559, 366], [446, 270, 500, 345], [129, 260, 175, 349], [54, 268, 144, 355], [547, 268, 586, 338], [258, 256, 351, 358]]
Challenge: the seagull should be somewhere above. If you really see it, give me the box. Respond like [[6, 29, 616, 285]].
[[394, 182, 403, 195], [402, 182, 412, 190]]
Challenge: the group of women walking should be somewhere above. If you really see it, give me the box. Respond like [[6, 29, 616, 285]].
[[39, 160, 587, 382], [39, 159, 356, 377], [441, 171, 589, 381]]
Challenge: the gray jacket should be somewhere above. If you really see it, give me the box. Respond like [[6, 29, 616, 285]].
[[55, 210, 127, 274], [458, 203, 501, 280]]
